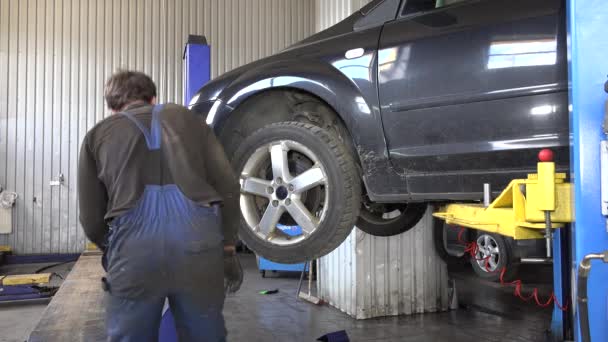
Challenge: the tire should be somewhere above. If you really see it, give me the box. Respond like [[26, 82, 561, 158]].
[[432, 219, 468, 263], [470, 232, 519, 282], [357, 202, 427, 237], [232, 121, 361, 263]]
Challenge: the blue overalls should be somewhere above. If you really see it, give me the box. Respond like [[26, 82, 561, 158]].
[[103, 105, 227, 342]]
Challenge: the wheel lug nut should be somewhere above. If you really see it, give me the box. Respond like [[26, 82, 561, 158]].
[[276, 178, 283, 185], [285, 199, 291, 206], [267, 187, 274, 194], [272, 200, 279, 207], [288, 184, 294, 191]]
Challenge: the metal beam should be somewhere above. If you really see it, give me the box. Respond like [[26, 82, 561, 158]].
[[567, 1, 608, 341]]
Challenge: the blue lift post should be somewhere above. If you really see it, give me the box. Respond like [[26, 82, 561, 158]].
[[183, 35, 211, 105], [566, 1, 608, 341], [157, 35, 212, 342]]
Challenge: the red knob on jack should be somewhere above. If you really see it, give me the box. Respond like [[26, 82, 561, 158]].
[[538, 149, 554, 162]]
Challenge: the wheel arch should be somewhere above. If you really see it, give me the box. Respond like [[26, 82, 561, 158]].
[[211, 60, 370, 133], [220, 87, 359, 163]]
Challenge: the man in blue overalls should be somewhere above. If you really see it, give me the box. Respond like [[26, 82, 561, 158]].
[[78, 70, 243, 341]]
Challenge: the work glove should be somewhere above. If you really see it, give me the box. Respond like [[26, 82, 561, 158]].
[[224, 247, 243, 294]]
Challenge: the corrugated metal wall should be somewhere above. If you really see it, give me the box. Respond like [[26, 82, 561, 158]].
[[315, 0, 371, 31], [318, 209, 450, 319], [0, 0, 316, 254]]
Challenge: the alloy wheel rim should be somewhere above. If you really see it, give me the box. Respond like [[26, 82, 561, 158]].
[[475, 234, 500, 272], [239, 140, 329, 246]]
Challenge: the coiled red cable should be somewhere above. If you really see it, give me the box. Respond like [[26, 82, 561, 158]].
[[456, 227, 568, 311]]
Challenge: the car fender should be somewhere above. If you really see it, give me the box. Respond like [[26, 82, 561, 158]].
[[211, 58, 368, 140], [208, 57, 407, 200]]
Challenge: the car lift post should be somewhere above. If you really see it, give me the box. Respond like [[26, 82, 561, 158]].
[[566, 1, 608, 341], [182, 35, 211, 105]]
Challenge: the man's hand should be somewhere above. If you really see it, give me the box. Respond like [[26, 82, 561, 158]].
[[223, 245, 243, 294]]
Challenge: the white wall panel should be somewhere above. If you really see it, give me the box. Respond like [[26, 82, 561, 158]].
[[315, 0, 371, 31], [318, 210, 449, 319], [0, 0, 316, 254]]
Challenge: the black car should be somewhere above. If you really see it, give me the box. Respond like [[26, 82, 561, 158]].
[[190, 0, 569, 263]]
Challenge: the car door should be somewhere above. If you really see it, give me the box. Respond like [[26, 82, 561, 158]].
[[377, 0, 568, 198]]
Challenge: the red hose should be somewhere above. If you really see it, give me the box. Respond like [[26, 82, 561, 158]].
[[455, 226, 568, 311]]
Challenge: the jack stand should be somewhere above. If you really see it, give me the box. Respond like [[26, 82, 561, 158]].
[[433, 149, 572, 339], [434, 149, 572, 241]]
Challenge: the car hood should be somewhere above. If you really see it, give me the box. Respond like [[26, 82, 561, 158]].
[[287, 13, 360, 51], [189, 63, 255, 105]]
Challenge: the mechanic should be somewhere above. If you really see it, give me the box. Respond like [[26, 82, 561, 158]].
[[78, 70, 243, 341]]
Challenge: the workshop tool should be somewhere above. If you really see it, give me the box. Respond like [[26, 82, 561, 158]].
[[258, 256, 308, 278], [258, 225, 308, 277], [434, 149, 574, 313], [296, 261, 306, 299], [0, 273, 52, 286], [0, 284, 58, 303], [0, 273, 55, 302], [433, 149, 573, 245], [298, 260, 321, 305], [259, 289, 279, 295]]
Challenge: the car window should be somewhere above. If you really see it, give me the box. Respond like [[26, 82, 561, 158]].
[[402, 0, 470, 16]]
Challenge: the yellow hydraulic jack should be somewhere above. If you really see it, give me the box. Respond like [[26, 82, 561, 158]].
[[433, 149, 573, 258]]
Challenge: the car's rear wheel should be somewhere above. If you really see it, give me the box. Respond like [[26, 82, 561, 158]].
[[356, 199, 427, 237], [470, 232, 519, 282], [232, 121, 361, 263]]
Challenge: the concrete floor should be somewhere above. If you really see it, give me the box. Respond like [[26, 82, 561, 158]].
[[0, 299, 50, 342], [224, 256, 554, 342], [0, 255, 555, 342]]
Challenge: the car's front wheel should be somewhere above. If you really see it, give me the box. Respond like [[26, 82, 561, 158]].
[[232, 122, 361, 263]]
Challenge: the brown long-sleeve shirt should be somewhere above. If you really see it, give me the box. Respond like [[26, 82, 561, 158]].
[[78, 102, 240, 249]]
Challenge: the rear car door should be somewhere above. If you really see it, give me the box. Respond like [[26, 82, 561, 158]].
[[377, 0, 568, 199]]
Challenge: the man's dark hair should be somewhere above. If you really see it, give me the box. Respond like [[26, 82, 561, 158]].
[[104, 70, 157, 111]]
